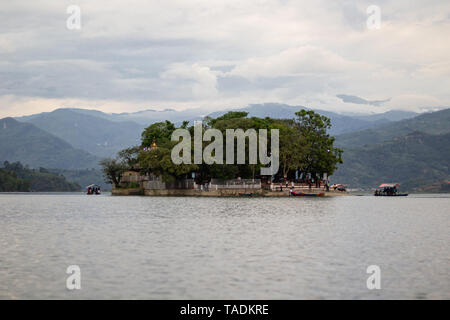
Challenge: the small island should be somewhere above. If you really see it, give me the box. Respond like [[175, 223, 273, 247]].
[[101, 109, 346, 197]]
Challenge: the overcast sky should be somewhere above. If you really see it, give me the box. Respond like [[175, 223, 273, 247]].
[[1, 0, 449, 117]]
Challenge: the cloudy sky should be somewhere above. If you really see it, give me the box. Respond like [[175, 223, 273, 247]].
[[1, 0, 449, 117]]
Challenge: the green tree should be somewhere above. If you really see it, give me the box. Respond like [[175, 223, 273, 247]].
[[294, 109, 343, 180], [118, 146, 140, 167], [206, 111, 248, 127], [273, 119, 308, 178], [139, 120, 197, 182], [138, 146, 198, 183], [141, 121, 176, 148], [99, 158, 127, 187]]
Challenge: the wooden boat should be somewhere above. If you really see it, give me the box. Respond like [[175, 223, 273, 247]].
[[290, 191, 325, 197], [374, 183, 408, 197], [86, 184, 101, 195]]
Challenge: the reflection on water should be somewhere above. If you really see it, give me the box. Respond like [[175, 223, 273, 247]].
[[0, 193, 449, 299]]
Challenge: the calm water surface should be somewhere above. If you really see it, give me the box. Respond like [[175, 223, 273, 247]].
[[0, 193, 449, 299]]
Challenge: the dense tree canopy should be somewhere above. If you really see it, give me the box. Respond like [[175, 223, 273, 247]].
[[100, 109, 343, 185]]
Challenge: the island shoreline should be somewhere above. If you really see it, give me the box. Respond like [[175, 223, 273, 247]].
[[112, 188, 350, 197]]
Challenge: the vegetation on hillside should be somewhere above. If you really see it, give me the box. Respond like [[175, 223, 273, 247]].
[[336, 108, 450, 147], [0, 161, 81, 192], [0, 117, 99, 169], [332, 131, 450, 191]]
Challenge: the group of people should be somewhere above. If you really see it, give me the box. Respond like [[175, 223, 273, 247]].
[[375, 187, 397, 196], [277, 180, 295, 191], [87, 185, 101, 195]]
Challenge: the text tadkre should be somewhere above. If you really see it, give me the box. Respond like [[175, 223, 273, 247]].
[[180, 304, 269, 317]]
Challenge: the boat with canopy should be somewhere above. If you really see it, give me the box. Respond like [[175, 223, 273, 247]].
[[86, 184, 101, 195], [374, 183, 408, 196]]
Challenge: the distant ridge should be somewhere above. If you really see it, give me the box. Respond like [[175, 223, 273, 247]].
[[59, 107, 209, 125], [336, 108, 450, 147], [16, 104, 423, 136], [348, 110, 418, 122], [12, 104, 430, 161], [17, 109, 145, 158], [0, 117, 99, 169], [333, 130, 450, 191]]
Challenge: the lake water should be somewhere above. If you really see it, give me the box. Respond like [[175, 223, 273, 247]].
[[0, 193, 449, 299]]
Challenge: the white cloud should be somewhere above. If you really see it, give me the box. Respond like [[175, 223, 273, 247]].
[[228, 45, 373, 79], [161, 63, 218, 99], [387, 94, 444, 112], [0, 0, 449, 116]]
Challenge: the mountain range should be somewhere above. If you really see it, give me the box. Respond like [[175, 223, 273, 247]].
[[14, 103, 419, 160], [7, 103, 414, 169]]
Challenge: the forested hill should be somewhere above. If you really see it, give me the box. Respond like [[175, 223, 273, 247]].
[[0, 117, 99, 169], [332, 131, 450, 192], [335, 108, 450, 147], [0, 161, 81, 192]]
